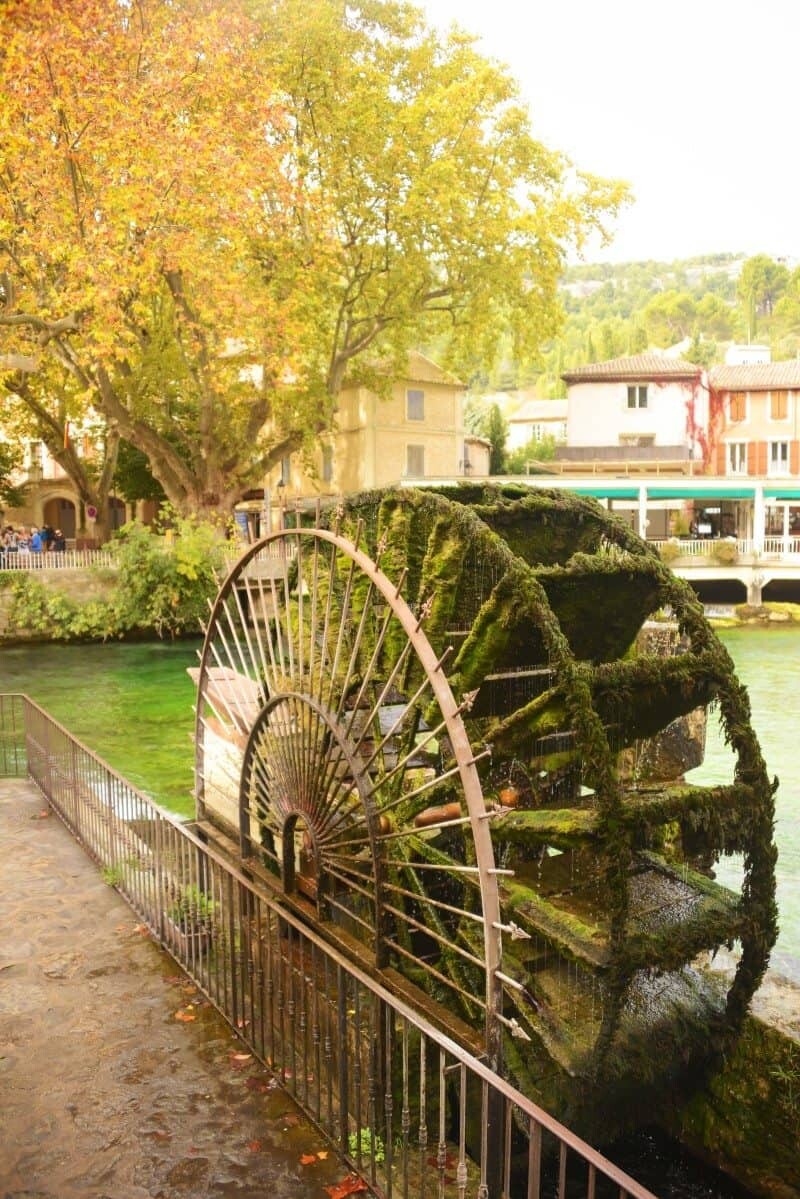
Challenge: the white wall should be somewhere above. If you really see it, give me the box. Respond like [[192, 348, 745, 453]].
[[566, 380, 695, 448]]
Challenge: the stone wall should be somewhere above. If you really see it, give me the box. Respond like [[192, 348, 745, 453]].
[[670, 969, 800, 1198]]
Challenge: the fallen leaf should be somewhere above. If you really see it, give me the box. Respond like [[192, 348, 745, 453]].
[[317, 1150, 329, 1160], [248, 1140, 262, 1153], [232, 1053, 252, 1062], [31, 809, 49, 820], [324, 1175, 369, 1198], [245, 1076, 274, 1093], [236, 1018, 250, 1029], [174, 1008, 196, 1022], [133, 924, 149, 935], [300, 1153, 318, 1166]]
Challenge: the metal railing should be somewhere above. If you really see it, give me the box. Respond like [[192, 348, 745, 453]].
[[651, 536, 800, 561], [0, 543, 294, 575], [0, 548, 117, 571], [2, 694, 656, 1199]]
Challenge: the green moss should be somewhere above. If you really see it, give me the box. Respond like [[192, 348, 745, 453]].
[[492, 806, 599, 848], [535, 556, 664, 662], [674, 1016, 800, 1197]]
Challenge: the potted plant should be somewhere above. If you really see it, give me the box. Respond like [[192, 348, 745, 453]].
[[658, 539, 682, 565], [164, 883, 215, 956]]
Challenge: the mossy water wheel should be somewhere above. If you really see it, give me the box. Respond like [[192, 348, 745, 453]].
[[194, 485, 777, 1135]]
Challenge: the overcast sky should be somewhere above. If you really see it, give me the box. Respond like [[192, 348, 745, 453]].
[[421, 0, 800, 265]]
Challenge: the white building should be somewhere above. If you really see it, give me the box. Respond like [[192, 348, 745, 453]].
[[561, 353, 705, 463], [507, 399, 567, 451]]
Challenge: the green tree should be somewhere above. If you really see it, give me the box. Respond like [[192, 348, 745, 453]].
[[737, 255, 790, 336], [0, 439, 26, 509], [507, 433, 557, 472], [112, 441, 167, 507], [253, 0, 628, 411], [642, 290, 697, 346], [683, 333, 717, 369], [695, 293, 734, 341], [484, 404, 509, 474], [771, 268, 800, 355]]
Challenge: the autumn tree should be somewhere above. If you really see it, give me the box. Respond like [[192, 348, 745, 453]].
[[1, 0, 626, 528], [0, 0, 328, 533], [254, 0, 628, 399]]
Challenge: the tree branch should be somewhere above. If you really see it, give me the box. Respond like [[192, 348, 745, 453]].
[[93, 365, 196, 506]]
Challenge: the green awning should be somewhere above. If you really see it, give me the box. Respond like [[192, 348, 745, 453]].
[[645, 486, 755, 500], [565, 486, 640, 500], [763, 488, 800, 501]]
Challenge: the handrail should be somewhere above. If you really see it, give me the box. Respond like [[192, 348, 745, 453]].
[[0, 543, 293, 574], [3, 692, 657, 1199], [0, 548, 117, 570]]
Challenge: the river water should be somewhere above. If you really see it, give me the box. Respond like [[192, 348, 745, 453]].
[[688, 627, 800, 981], [2, 632, 796, 1197]]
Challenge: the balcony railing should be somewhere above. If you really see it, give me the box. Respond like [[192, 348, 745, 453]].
[[650, 537, 800, 560]]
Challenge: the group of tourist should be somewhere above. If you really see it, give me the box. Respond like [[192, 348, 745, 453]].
[[0, 524, 67, 565]]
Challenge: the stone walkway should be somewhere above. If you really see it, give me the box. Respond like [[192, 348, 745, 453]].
[[0, 779, 351, 1199]]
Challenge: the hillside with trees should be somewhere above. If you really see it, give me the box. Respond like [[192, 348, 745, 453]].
[[524, 251, 800, 397]]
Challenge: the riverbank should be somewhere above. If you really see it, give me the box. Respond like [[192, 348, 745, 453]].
[[706, 601, 800, 628]]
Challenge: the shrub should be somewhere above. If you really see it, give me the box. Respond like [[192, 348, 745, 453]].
[[712, 540, 739, 565], [4, 512, 226, 641], [167, 884, 215, 929], [112, 512, 226, 638], [658, 540, 682, 565], [6, 574, 124, 641]]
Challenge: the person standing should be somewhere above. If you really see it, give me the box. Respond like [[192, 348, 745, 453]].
[[52, 528, 66, 555], [29, 526, 43, 560]]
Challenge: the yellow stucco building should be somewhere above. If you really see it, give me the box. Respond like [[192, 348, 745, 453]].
[[261, 352, 488, 510]]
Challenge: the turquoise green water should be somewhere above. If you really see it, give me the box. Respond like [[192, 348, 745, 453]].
[[0, 641, 199, 817], [2, 629, 799, 977], [688, 627, 800, 979]]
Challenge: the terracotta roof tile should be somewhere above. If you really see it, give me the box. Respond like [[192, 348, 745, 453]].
[[561, 354, 702, 384], [710, 361, 800, 391]]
